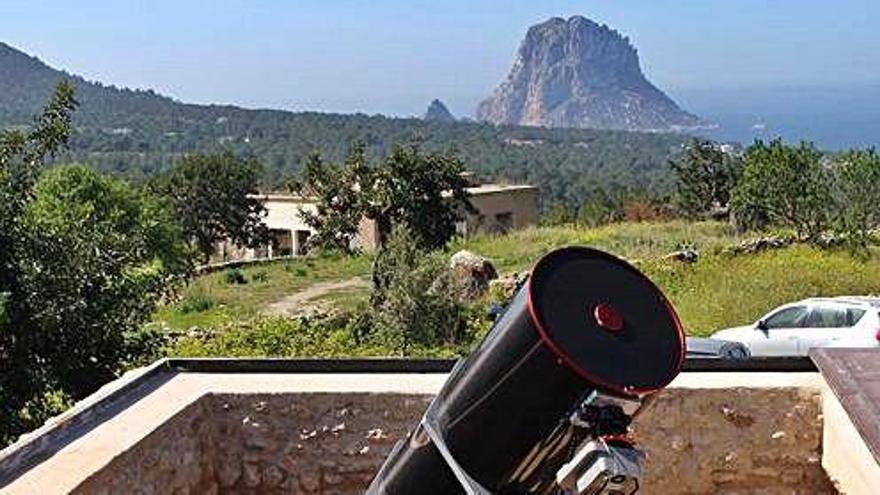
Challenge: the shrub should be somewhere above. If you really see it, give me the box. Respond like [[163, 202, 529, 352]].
[[1, 87, 191, 446], [168, 316, 354, 357], [366, 228, 469, 354], [224, 268, 248, 285], [166, 311, 473, 359], [670, 138, 742, 218], [831, 148, 880, 251], [251, 270, 270, 283], [731, 139, 830, 240], [284, 263, 309, 276]]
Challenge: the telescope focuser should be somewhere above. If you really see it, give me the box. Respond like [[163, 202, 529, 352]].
[[555, 392, 646, 495]]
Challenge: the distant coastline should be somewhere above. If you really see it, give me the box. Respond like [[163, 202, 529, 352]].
[[672, 84, 880, 150]]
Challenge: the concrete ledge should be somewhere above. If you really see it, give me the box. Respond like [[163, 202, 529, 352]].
[[0, 359, 174, 487], [822, 382, 880, 495], [812, 348, 880, 494]]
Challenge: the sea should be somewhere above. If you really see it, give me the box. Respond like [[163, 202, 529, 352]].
[[673, 84, 880, 151]]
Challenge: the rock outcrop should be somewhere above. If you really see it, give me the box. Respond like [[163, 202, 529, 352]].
[[449, 250, 498, 301], [477, 16, 703, 132], [423, 99, 456, 123]]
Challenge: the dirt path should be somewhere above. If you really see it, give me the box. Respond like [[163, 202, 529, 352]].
[[262, 277, 370, 315]]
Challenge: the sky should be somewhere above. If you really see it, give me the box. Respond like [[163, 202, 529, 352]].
[[2, 0, 879, 118]]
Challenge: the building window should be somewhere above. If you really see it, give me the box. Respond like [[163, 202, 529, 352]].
[[294, 230, 311, 256], [270, 229, 293, 257]]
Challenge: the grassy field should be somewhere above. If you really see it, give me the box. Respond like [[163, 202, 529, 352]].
[[455, 220, 750, 273], [153, 253, 371, 329], [155, 220, 880, 342], [643, 245, 880, 336]]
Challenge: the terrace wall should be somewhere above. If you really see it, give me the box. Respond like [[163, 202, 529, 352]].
[[72, 385, 836, 494]]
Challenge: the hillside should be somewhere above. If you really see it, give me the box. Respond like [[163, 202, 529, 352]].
[[0, 42, 690, 206]]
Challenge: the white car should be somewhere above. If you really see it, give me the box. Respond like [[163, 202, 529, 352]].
[[710, 297, 880, 356]]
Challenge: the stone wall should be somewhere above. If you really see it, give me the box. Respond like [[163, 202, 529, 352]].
[[73, 399, 218, 495], [73, 387, 836, 494], [635, 387, 835, 494], [208, 393, 431, 494]]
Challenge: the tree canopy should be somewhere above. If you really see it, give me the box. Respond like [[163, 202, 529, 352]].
[[0, 83, 191, 445], [670, 138, 742, 218], [294, 143, 474, 252], [830, 148, 880, 249], [731, 139, 830, 240], [149, 151, 269, 262]]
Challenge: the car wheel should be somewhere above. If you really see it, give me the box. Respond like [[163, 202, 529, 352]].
[[719, 342, 751, 360]]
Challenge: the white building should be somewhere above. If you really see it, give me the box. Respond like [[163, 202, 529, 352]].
[[215, 181, 539, 261]]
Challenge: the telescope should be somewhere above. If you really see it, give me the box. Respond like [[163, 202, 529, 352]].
[[367, 247, 685, 495]]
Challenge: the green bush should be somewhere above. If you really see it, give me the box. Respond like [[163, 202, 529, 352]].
[[284, 263, 308, 276], [731, 139, 830, 240], [366, 228, 470, 354], [0, 83, 192, 446], [251, 270, 270, 283], [224, 268, 248, 285], [831, 148, 880, 251]]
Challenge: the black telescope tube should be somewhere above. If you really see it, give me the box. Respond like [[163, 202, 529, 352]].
[[368, 247, 684, 493]]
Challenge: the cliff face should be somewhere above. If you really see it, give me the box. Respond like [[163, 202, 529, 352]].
[[477, 16, 702, 132]]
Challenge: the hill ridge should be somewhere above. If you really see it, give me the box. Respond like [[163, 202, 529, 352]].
[[0, 41, 690, 207]]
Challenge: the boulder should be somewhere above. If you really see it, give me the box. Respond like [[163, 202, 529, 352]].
[[449, 251, 498, 301]]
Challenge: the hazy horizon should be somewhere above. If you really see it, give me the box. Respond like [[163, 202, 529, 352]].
[[3, 0, 880, 148]]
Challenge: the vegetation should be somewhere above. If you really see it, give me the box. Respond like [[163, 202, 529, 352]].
[[6, 50, 880, 450], [164, 221, 880, 358], [167, 315, 467, 359], [0, 84, 191, 445], [457, 221, 747, 273], [0, 43, 691, 210], [670, 138, 742, 218], [731, 139, 830, 239], [148, 151, 268, 262], [646, 245, 880, 336], [152, 254, 372, 330], [294, 143, 474, 252], [362, 228, 473, 353], [831, 148, 880, 249], [292, 152, 366, 252]]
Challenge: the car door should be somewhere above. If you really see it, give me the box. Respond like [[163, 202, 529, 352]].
[[797, 304, 867, 353], [747, 305, 809, 356]]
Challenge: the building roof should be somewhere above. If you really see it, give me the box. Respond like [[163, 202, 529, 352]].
[[251, 183, 538, 204], [465, 183, 538, 195]]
